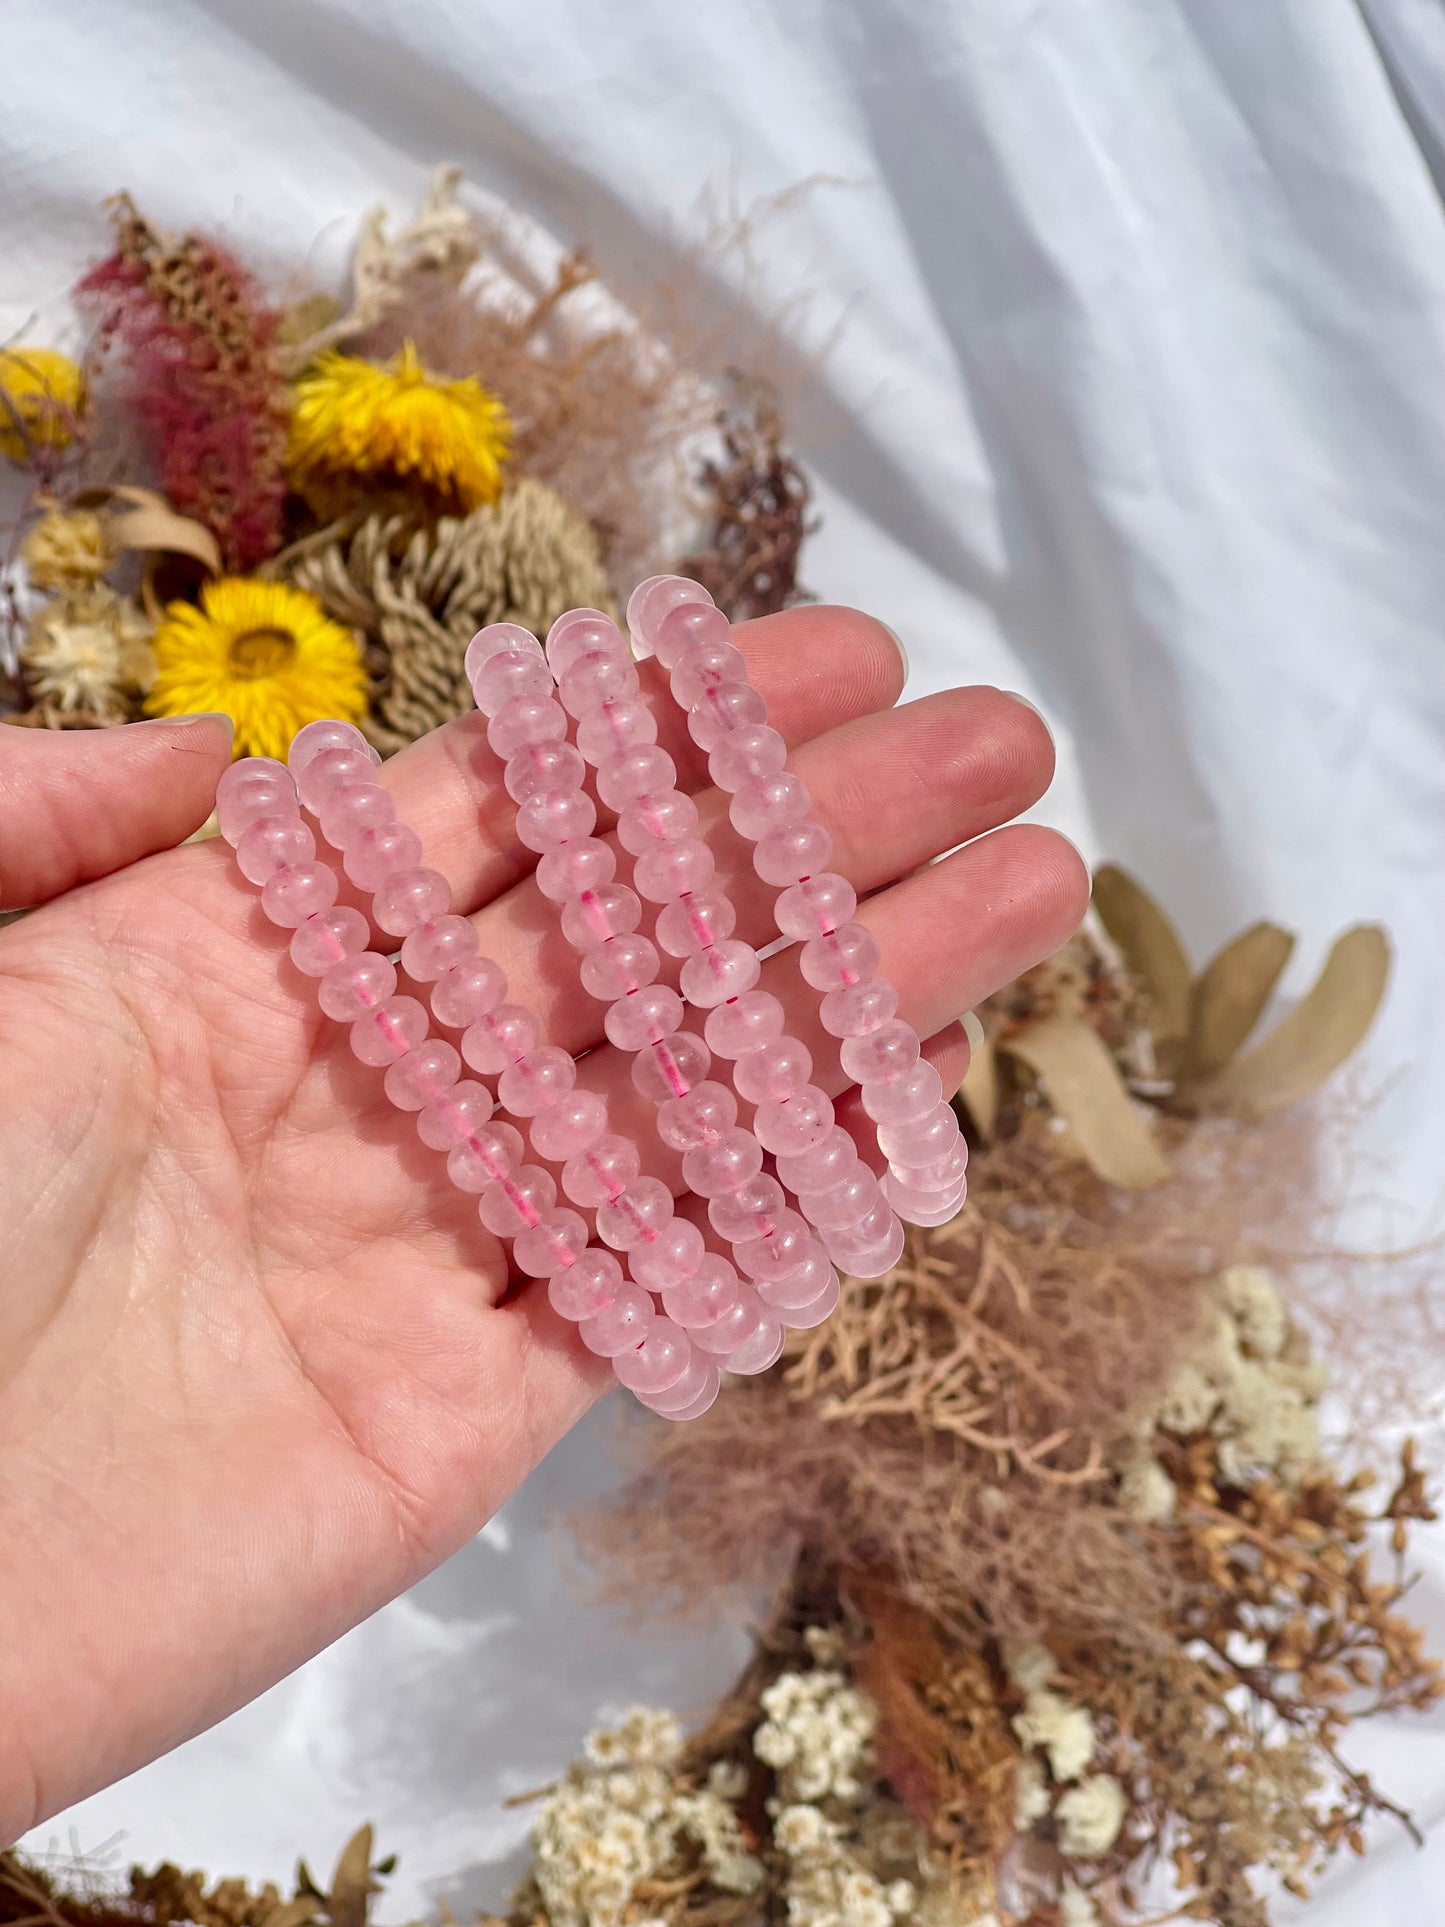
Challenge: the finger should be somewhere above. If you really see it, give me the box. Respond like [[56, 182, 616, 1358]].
[[440, 684, 1056, 1061], [0, 714, 233, 909], [374, 605, 906, 918]]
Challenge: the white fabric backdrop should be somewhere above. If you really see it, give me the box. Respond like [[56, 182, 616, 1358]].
[[7, 1, 1445, 1919]]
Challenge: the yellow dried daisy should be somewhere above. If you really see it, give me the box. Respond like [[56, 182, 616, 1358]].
[[147, 577, 368, 760], [0, 347, 86, 461], [287, 341, 511, 515]]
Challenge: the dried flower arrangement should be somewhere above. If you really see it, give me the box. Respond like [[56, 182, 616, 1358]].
[[1, 167, 814, 747]]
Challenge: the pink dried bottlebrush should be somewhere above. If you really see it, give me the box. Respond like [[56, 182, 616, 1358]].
[[76, 196, 289, 571]]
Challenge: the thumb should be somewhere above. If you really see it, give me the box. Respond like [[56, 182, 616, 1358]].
[[0, 714, 235, 910]]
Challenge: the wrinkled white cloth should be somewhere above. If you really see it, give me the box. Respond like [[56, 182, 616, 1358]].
[[7, 1, 1445, 1918]]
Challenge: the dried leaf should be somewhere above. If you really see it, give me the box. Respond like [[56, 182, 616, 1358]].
[[1092, 865, 1193, 1052], [266, 1900, 324, 1927], [1192, 925, 1390, 1118], [957, 1036, 998, 1141], [72, 483, 222, 574], [1000, 1014, 1172, 1189], [326, 1828, 376, 1927], [1184, 921, 1295, 1079]]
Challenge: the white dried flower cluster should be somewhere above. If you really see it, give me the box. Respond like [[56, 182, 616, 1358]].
[[1055, 1774, 1127, 1856], [1011, 1689, 1096, 1784], [530, 1707, 763, 1927], [1059, 1886, 1099, 1927], [771, 1803, 915, 1927], [754, 1666, 878, 1803], [1007, 1647, 1125, 1869]]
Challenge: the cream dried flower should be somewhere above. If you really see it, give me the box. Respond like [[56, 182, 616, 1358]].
[[1003, 1643, 1056, 1694], [1221, 1264, 1288, 1360], [1012, 1690, 1095, 1782], [1055, 1774, 1126, 1857], [23, 583, 154, 719], [1013, 1755, 1051, 1830], [1119, 1454, 1176, 1526], [1058, 1887, 1099, 1927], [21, 508, 114, 590], [755, 1667, 877, 1804]]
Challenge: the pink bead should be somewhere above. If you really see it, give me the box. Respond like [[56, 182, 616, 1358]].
[[754, 1247, 837, 1311], [755, 820, 834, 889], [487, 694, 566, 759], [630, 1215, 706, 1291], [562, 1133, 643, 1207], [544, 608, 623, 672], [595, 745, 677, 807], [687, 681, 768, 751], [662, 1254, 741, 1329], [536, 839, 617, 902], [800, 1165, 876, 1231], [618, 790, 702, 856], [707, 722, 787, 793], [820, 978, 900, 1038], [462, 1003, 542, 1074], [342, 822, 423, 891], [513, 1209, 590, 1278], [733, 1035, 813, 1104], [290, 905, 370, 976], [877, 1103, 960, 1165], [261, 860, 338, 927], [651, 598, 730, 669], [432, 955, 507, 1028], [710, 1174, 787, 1242], [682, 1128, 764, 1198], [547, 1248, 623, 1322], [560, 884, 642, 950], [294, 745, 377, 814], [576, 698, 657, 765], [557, 649, 639, 717], [654, 889, 735, 957], [894, 1143, 969, 1190], [633, 838, 716, 904], [605, 983, 685, 1051], [478, 1166, 556, 1236], [679, 939, 761, 1008], [672, 636, 748, 707], [373, 866, 451, 937], [400, 915, 479, 981], [217, 765, 294, 843], [800, 922, 882, 991], [729, 771, 810, 842], [579, 1284, 655, 1357], [754, 1084, 836, 1155], [349, 994, 429, 1067], [288, 718, 374, 773], [775, 1126, 858, 1195], [631, 1030, 711, 1102], [579, 932, 661, 1000], [596, 1175, 674, 1251], [641, 1359, 721, 1418], [504, 739, 587, 804], [628, 577, 716, 659], [515, 788, 597, 854], [471, 647, 553, 714], [655, 1080, 738, 1151], [689, 1289, 763, 1357], [465, 623, 542, 686], [841, 1020, 921, 1085], [613, 1318, 694, 1394], [530, 1089, 609, 1162], [776, 1272, 840, 1331], [885, 1175, 968, 1226], [384, 1038, 462, 1111], [417, 1080, 495, 1151], [318, 781, 395, 849], [498, 1044, 577, 1116], [828, 1197, 893, 1250], [734, 1210, 812, 1281], [775, 872, 858, 940], [236, 815, 314, 885], [831, 1217, 906, 1281], [704, 990, 786, 1059], [447, 1122, 524, 1190], [862, 1061, 944, 1126], [724, 1316, 787, 1375], [319, 951, 397, 1022]]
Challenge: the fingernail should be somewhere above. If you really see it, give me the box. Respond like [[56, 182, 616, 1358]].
[[1004, 690, 1045, 720], [961, 1009, 985, 1053], [880, 623, 909, 680], [135, 712, 235, 742]]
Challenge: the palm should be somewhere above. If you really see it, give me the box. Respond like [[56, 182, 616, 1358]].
[[0, 606, 1086, 1842]]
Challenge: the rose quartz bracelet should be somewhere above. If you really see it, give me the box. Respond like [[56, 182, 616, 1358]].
[[461, 622, 786, 1385], [629, 576, 968, 1232], [537, 606, 877, 1299], [524, 607, 841, 1335]]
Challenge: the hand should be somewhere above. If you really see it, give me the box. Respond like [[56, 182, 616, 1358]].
[[0, 607, 1086, 1840]]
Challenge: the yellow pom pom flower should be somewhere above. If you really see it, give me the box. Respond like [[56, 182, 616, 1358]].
[[287, 341, 511, 515], [0, 347, 86, 462], [147, 577, 368, 760]]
